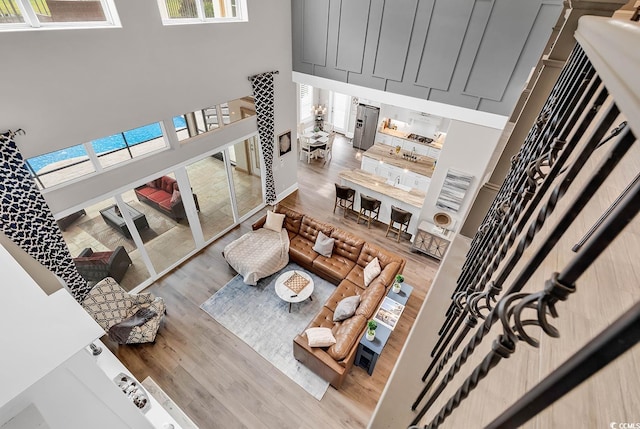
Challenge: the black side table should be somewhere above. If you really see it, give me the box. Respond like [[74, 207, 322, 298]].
[[355, 324, 391, 375]]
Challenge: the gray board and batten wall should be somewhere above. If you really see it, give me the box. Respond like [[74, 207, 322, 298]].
[[292, 0, 563, 117]]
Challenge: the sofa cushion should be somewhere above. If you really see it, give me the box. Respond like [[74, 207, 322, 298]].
[[170, 189, 181, 205], [312, 231, 334, 258], [298, 216, 333, 243], [158, 197, 173, 211], [160, 176, 176, 193], [313, 254, 356, 282], [357, 242, 404, 269], [265, 210, 285, 233], [309, 306, 339, 330], [274, 205, 304, 236], [327, 314, 366, 361], [289, 235, 319, 266], [363, 257, 381, 287], [325, 280, 360, 312], [148, 190, 171, 203], [333, 295, 360, 322], [355, 282, 386, 319], [330, 229, 365, 263], [305, 327, 337, 347], [136, 187, 157, 198]]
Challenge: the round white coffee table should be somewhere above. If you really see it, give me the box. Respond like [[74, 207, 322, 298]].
[[274, 270, 314, 313]]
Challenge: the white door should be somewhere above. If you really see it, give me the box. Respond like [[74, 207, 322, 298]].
[[330, 92, 350, 133]]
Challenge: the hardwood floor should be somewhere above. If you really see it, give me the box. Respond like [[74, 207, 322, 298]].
[[105, 135, 441, 429]]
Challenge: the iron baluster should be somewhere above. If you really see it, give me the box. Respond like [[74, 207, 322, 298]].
[[410, 109, 633, 426]]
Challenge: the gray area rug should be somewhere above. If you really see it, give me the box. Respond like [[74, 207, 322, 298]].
[[200, 262, 334, 400]]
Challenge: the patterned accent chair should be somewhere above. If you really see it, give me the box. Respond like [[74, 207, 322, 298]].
[[81, 277, 165, 344]]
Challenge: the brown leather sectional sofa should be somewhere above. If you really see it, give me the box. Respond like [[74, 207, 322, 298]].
[[253, 204, 406, 388]]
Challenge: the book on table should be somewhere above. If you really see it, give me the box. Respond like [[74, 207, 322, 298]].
[[373, 296, 405, 330]]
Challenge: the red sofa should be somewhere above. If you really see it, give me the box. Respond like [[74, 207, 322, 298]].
[[134, 176, 198, 221]]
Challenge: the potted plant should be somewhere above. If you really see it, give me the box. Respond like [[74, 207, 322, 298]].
[[366, 319, 377, 341], [392, 274, 404, 293]]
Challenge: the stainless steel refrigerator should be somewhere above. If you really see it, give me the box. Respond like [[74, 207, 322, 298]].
[[353, 104, 380, 151]]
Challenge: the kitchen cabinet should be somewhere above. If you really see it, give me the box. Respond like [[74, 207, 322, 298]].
[[377, 164, 395, 181], [362, 155, 431, 192], [403, 142, 431, 157], [427, 147, 441, 159], [401, 171, 431, 192], [361, 156, 379, 174], [392, 137, 405, 148], [376, 132, 393, 146]]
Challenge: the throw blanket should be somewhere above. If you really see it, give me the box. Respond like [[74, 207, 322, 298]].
[[109, 307, 158, 344], [223, 227, 290, 285]]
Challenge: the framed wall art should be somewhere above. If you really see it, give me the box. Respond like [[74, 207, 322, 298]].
[[278, 130, 292, 157], [436, 169, 473, 213]]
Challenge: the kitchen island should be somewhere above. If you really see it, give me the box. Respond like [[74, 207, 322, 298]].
[[339, 169, 425, 238], [361, 143, 435, 194], [375, 127, 444, 159], [362, 143, 436, 177]]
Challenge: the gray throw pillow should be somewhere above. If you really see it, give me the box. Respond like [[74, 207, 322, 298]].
[[333, 295, 361, 322], [313, 231, 334, 257]]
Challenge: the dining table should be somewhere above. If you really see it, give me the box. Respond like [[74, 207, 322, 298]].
[[301, 130, 330, 160]]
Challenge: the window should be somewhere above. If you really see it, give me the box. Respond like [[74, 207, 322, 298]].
[[0, 0, 118, 29], [27, 120, 171, 189], [176, 96, 255, 142], [157, 0, 246, 23], [91, 121, 169, 169], [26, 144, 94, 189], [300, 84, 313, 122]]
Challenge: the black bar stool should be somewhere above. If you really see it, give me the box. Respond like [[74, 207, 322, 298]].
[[334, 184, 356, 218], [357, 194, 381, 228], [386, 205, 412, 242]]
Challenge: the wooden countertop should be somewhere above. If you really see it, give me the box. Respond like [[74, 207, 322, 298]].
[[339, 169, 426, 208], [378, 128, 443, 149], [363, 143, 436, 177]]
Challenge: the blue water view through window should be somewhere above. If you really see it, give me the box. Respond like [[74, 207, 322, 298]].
[[28, 117, 186, 172]]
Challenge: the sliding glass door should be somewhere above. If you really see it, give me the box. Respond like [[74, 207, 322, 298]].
[[58, 135, 265, 291]]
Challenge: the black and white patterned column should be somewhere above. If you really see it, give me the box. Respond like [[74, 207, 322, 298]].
[[250, 72, 278, 205], [0, 133, 90, 302]]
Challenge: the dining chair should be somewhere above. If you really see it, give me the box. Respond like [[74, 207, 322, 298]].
[[299, 135, 318, 163], [321, 132, 335, 165]]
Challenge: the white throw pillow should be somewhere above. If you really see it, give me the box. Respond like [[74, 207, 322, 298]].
[[306, 327, 337, 348], [333, 295, 361, 322], [363, 257, 381, 287], [312, 231, 334, 257], [264, 210, 285, 232]]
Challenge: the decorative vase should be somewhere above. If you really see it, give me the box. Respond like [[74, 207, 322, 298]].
[[366, 330, 375, 341], [392, 282, 402, 294]]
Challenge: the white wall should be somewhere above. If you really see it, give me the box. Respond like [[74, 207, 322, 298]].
[[1, 351, 154, 429], [0, 0, 297, 215], [419, 120, 504, 232], [0, 245, 104, 410], [369, 235, 471, 429]]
